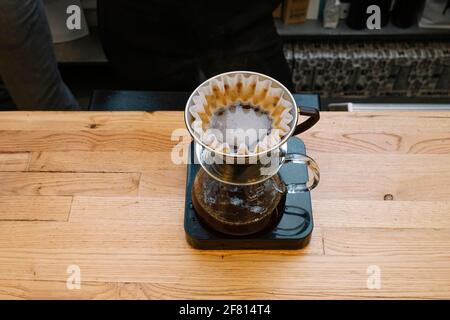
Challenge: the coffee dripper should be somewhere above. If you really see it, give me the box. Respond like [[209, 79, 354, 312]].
[[185, 71, 321, 236]]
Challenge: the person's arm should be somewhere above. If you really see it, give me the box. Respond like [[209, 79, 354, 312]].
[[0, 0, 79, 110]]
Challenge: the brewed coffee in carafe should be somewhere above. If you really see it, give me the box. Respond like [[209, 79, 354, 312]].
[[192, 169, 286, 236]]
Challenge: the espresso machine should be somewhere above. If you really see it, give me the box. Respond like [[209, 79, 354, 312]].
[[183, 71, 320, 249]]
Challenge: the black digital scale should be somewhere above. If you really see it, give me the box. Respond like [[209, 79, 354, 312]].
[[184, 137, 314, 250]]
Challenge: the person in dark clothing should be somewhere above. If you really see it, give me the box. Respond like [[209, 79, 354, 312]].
[[0, 0, 79, 110], [97, 0, 294, 92]]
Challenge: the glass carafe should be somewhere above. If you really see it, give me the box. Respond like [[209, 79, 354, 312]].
[[191, 141, 320, 236]]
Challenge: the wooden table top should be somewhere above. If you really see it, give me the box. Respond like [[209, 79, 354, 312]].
[[0, 111, 449, 299]]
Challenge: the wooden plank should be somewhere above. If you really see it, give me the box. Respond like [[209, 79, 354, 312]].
[[310, 154, 450, 175], [0, 252, 447, 299], [305, 112, 450, 132], [0, 130, 178, 152], [309, 154, 450, 200], [72, 197, 450, 230], [114, 275, 450, 299], [0, 221, 324, 256], [0, 277, 447, 299], [69, 196, 184, 224], [1, 111, 449, 132], [0, 153, 29, 171], [139, 168, 187, 198], [323, 227, 450, 256], [301, 131, 450, 154], [1, 111, 450, 154], [0, 172, 140, 196], [313, 172, 450, 201], [0, 280, 119, 300], [29, 152, 450, 174], [0, 221, 188, 253], [29, 152, 450, 201], [313, 200, 450, 229], [110, 280, 450, 299], [0, 111, 184, 131], [28, 151, 186, 172], [1, 129, 449, 154], [0, 196, 71, 221]]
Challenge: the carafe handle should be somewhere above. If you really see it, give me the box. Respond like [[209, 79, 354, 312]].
[[282, 153, 320, 193]]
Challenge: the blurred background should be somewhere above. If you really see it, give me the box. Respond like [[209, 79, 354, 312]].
[[1, 0, 449, 111]]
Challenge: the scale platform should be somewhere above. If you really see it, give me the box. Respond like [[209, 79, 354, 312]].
[[184, 137, 314, 250]]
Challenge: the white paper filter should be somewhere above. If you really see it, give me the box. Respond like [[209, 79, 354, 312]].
[[189, 74, 294, 155]]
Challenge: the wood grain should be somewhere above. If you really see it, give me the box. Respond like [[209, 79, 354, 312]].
[[302, 131, 450, 154], [0, 280, 119, 300], [0, 111, 449, 132], [0, 111, 449, 154], [0, 251, 448, 299], [0, 111, 449, 299], [313, 200, 450, 229], [0, 153, 29, 171], [0, 130, 176, 152], [69, 196, 185, 224], [310, 153, 450, 200], [2, 129, 448, 154], [28, 151, 178, 172], [0, 220, 324, 255], [310, 153, 450, 174], [0, 112, 182, 131], [0, 172, 140, 196], [0, 276, 446, 300], [0, 196, 71, 221], [322, 227, 450, 256], [313, 172, 450, 201], [139, 168, 187, 197]]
